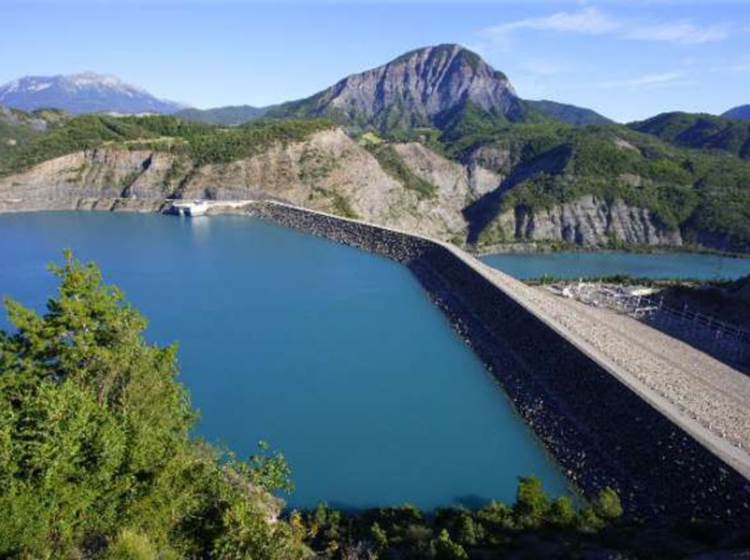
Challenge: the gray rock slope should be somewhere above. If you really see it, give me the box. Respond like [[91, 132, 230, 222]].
[[269, 44, 526, 129]]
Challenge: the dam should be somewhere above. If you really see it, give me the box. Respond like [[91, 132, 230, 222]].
[[1, 197, 750, 521], [241, 199, 750, 523]]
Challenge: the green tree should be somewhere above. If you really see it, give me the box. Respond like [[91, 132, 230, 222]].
[[370, 522, 388, 552], [593, 487, 623, 521], [456, 514, 484, 547], [0, 252, 305, 559], [433, 529, 469, 560], [547, 496, 577, 528], [513, 476, 549, 529]]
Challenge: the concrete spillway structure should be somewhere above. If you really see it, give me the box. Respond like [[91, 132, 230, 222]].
[[236, 200, 750, 524]]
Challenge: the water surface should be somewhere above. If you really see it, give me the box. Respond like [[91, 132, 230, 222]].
[[0, 212, 569, 510], [482, 251, 750, 281]]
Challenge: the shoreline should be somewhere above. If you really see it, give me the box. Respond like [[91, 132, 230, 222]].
[[473, 241, 750, 260], [2, 196, 749, 260], [4, 197, 750, 523]]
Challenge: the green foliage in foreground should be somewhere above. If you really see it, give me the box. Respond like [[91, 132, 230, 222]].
[[294, 477, 623, 559], [0, 253, 307, 560]]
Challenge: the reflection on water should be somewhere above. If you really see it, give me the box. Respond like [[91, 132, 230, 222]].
[[184, 215, 212, 239]]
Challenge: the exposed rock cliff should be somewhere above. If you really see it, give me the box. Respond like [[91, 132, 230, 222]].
[[479, 195, 683, 247], [0, 130, 471, 240], [0, 127, 687, 250]]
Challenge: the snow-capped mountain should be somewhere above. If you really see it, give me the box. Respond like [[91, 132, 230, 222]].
[[0, 72, 187, 114]]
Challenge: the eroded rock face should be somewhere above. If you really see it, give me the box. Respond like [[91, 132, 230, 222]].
[[488, 195, 682, 246], [0, 130, 470, 240], [0, 131, 684, 249]]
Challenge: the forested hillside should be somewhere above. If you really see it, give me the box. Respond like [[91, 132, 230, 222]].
[[630, 112, 750, 160]]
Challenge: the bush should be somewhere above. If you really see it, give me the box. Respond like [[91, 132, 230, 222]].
[[547, 496, 577, 528], [105, 530, 171, 560], [594, 487, 624, 521], [513, 476, 549, 528], [433, 529, 469, 560]]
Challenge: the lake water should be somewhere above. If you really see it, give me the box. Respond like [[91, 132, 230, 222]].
[[0, 212, 568, 510], [482, 251, 750, 281]]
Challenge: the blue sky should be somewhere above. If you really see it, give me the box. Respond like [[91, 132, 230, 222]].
[[1, 0, 748, 122]]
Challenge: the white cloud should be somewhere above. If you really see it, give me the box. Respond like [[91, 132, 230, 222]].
[[481, 7, 619, 46], [488, 7, 618, 36], [479, 7, 729, 47], [623, 22, 728, 44], [596, 71, 691, 89]]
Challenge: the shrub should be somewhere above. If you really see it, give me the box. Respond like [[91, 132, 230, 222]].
[[594, 487, 624, 521], [513, 476, 549, 528], [433, 529, 469, 560]]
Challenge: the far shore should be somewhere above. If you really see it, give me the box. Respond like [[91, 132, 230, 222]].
[[2, 196, 749, 260], [472, 240, 750, 260]]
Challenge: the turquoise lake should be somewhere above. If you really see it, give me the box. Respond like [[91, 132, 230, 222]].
[[482, 251, 750, 280], [0, 212, 569, 510]]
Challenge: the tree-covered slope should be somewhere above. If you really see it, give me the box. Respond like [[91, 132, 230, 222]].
[[524, 99, 613, 126], [0, 106, 68, 158], [175, 104, 269, 125], [450, 121, 750, 251], [629, 112, 750, 160], [0, 112, 335, 177], [723, 105, 750, 121]]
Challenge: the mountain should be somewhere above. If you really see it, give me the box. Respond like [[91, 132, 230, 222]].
[[0, 72, 186, 115], [174, 44, 610, 129], [1, 45, 748, 253], [524, 100, 613, 126], [175, 105, 268, 126], [630, 112, 750, 159], [1, 111, 749, 253], [723, 105, 750, 121], [267, 44, 526, 131]]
